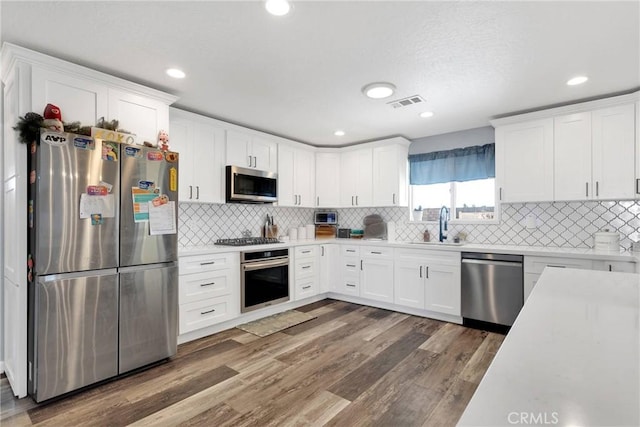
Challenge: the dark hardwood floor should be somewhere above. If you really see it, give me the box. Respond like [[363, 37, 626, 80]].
[[1, 299, 504, 426]]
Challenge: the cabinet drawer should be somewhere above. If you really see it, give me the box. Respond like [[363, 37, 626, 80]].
[[336, 279, 360, 296], [295, 278, 318, 300], [341, 246, 360, 257], [295, 259, 317, 278], [361, 246, 393, 258], [295, 245, 318, 258], [179, 295, 238, 334], [179, 270, 232, 304], [342, 258, 360, 275], [524, 256, 593, 274], [179, 252, 238, 274]]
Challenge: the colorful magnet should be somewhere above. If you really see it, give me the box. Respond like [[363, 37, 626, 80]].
[[30, 170, 36, 184], [147, 151, 164, 161], [165, 152, 178, 163], [41, 132, 69, 146], [28, 200, 33, 228], [152, 194, 169, 207], [124, 146, 142, 158], [74, 136, 95, 150], [99, 181, 113, 193], [169, 167, 177, 192], [91, 213, 103, 225], [30, 142, 37, 154], [87, 185, 108, 196], [138, 180, 155, 190], [102, 142, 118, 161]]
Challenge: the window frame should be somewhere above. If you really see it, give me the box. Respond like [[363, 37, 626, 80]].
[[409, 179, 501, 225]]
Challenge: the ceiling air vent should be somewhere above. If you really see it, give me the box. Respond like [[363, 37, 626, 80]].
[[387, 95, 425, 109]]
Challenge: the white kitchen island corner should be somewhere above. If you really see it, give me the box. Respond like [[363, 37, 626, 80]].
[[458, 268, 640, 427]]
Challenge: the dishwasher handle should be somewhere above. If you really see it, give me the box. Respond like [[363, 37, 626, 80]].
[[461, 258, 523, 268]]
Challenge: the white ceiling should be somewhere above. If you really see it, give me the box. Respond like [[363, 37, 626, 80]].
[[2, 1, 639, 147]]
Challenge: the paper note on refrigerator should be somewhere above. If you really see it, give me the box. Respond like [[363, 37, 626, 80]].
[[131, 186, 160, 222], [79, 193, 115, 219], [148, 201, 177, 235]]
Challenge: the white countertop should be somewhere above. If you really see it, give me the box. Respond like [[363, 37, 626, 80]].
[[458, 268, 640, 427], [179, 238, 639, 263]]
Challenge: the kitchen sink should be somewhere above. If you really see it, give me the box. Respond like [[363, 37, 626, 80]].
[[407, 241, 466, 246]]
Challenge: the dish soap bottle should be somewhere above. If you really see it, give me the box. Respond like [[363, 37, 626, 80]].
[[423, 230, 430, 242]]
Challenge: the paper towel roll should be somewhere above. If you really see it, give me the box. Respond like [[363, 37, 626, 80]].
[[306, 224, 315, 239], [298, 226, 307, 240], [387, 221, 396, 242]]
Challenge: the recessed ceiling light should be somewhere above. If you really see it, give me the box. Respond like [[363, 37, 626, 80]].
[[362, 82, 396, 99], [265, 0, 291, 16], [567, 76, 588, 86], [419, 111, 434, 118], [166, 68, 186, 79], [334, 130, 345, 136]]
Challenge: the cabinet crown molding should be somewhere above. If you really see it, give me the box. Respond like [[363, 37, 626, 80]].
[[490, 91, 640, 127], [1, 42, 178, 105]]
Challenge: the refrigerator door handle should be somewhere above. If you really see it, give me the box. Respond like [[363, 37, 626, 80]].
[[118, 262, 177, 273]]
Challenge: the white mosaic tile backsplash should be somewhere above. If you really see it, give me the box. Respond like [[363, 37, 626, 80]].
[[179, 201, 640, 251]]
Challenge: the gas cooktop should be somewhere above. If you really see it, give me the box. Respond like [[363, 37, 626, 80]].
[[214, 237, 282, 246]]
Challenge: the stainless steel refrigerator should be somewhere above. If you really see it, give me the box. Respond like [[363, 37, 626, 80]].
[[27, 131, 178, 402]]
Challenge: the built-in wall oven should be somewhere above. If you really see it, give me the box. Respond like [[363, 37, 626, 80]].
[[241, 248, 289, 313]]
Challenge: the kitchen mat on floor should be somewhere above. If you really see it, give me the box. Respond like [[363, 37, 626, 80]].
[[236, 310, 316, 337]]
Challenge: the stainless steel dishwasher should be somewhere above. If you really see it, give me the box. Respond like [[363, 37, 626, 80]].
[[461, 252, 524, 326]]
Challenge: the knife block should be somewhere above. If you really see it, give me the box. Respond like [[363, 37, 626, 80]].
[[264, 225, 278, 238]]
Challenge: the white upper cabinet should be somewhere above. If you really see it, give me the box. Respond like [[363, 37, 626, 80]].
[[554, 112, 592, 200], [315, 152, 341, 207], [278, 144, 315, 207], [31, 66, 108, 127], [340, 147, 373, 207], [592, 104, 635, 200], [495, 118, 554, 203], [226, 130, 277, 172], [554, 105, 635, 201], [169, 108, 226, 204], [107, 89, 170, 143], [636, 101, 640, 198], [372, 141, 409, 207]]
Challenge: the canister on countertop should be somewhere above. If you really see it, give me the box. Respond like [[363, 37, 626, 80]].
[[593, 229, 620, 251]]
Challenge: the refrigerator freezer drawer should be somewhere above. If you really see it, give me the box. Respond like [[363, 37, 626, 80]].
[[119, 264, 178, 374], [33, 270, 119, 402]]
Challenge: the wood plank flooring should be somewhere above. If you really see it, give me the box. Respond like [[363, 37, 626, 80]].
[[1, 299, 504, 426]]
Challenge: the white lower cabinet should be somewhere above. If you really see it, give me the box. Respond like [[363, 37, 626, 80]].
[[360, 247, 394, 303], [336, 245, 362, 296], [393, 249, 461, 316], [319, 244, 339, 293], [178, 252, 240, 334], [293, 245, 320, 300], [523, 256, 593, 302]]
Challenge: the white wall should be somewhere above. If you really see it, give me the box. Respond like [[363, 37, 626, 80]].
[[409, 126, 494, 154]]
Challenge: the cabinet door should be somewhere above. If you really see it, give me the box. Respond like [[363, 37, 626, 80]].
[[340, 151, 359, 206], [226, 130, 252, 167], [496, 118, 554, 202], [554, 112, 592, 201], [315, 152, 341, 207], [356, 148, 373, 207], [373, 144, 408, 207], [32, 66, 108, 128], [108, 89, 169, 143], [168, 117, 195, 202], [319, 245, 339, 293], [295, 148, 315, 207], [252, 136, 277, 172], [277, 145, 296, 206], [361, 258, 394, 303], [394, 260, 425, 309], [192, 123, 226, 204], [424, 263, 461, 316], [592, 104, 636, 200]]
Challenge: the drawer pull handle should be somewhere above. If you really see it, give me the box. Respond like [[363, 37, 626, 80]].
[[346, 264, 356, 268], [200, 261, 216, 266], [302, 285, 311, 290], [347, 249, 355, 253], [302, 266, 311, 269], [200, 308, 216, 315], [346, 284, 356, 288], [302, 250, 311, 254], [200, 282, 216, 287], [547, 265, 566, 268], [371, 251, 382, 255]]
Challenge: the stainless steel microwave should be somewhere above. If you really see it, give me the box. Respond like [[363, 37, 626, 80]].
[[226, 165, 277, 203]]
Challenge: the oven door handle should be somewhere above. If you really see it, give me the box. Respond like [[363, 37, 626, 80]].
[[242, 258, 289, 271]]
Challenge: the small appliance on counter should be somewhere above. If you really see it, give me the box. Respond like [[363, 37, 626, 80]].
[[338, 228, 351, 238], [593, 229, 620, 251], [363, 214, 387, 240], [315, 210, 338, 239], [350, 229, 364, 239]]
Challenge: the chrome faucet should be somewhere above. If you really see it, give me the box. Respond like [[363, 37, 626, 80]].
[[439, 206, 449, 242]]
